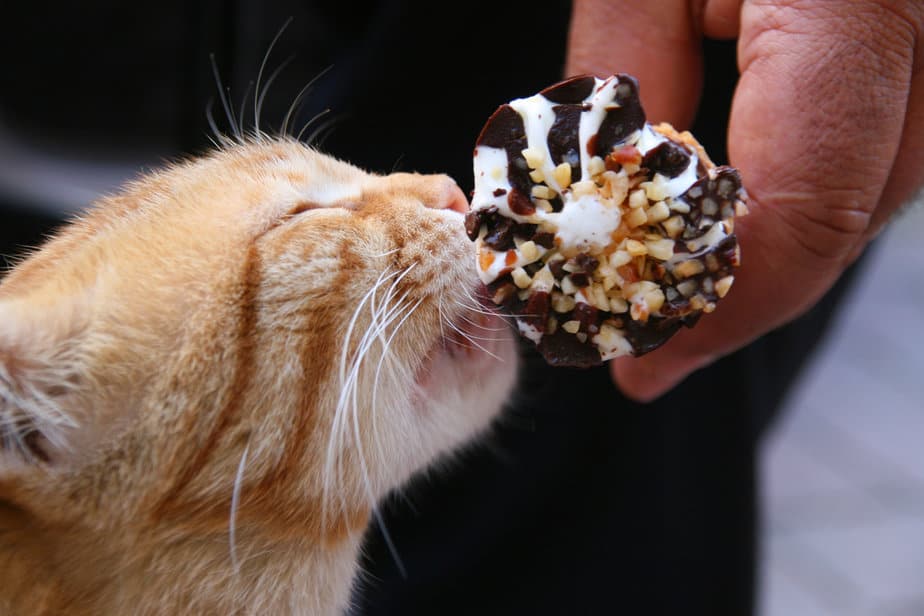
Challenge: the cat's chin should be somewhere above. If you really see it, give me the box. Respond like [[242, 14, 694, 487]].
[[410, 290, 518, 451]]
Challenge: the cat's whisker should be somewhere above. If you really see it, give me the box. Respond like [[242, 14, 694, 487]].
[[253, 17, 293, 138], [237, 80, 255, 143], [229, 443, 250, 574], [296, 108, 332, 143], [304, 113, 343, 148], [371, 247, 400, 259], [453, 311, 509, 333], [0, 361, 79, 460], [458, 290, 517, 321], [205, 98, 222, 145], [325, 266, 405, 528], [437, 296, 447, 344], [442, 318, 504, 361], [281, 65, 334, 138], [255, 55, 294, 137], [209, 54, 242, 143], [357, 301, 419, 580]]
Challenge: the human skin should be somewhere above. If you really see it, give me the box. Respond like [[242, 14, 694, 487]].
[[567, 0, 924, 401]]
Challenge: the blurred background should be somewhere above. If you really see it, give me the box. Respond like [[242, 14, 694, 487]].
[[759, 200, 924, 616], [1, 3, 921, 615]]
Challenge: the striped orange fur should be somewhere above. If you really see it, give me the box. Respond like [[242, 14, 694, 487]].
[[0, 139, 518, 615]]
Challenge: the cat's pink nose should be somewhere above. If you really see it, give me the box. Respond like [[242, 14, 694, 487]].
[[434, 176, 469, 215]]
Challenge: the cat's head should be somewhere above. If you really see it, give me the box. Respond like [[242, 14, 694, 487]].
[[0, 139, 517, 545]]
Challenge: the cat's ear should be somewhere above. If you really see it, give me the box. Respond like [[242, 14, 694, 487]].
[[0, 300, 82, 467]]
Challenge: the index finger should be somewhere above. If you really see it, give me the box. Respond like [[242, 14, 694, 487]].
[[566, 0, 704, 128]]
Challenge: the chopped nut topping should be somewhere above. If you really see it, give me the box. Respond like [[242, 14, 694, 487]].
[[588, 156, 606, 177], [641, 174, 669, 202], [522, 147, 545, 169], [689, 295, 707, 311], [562, 320, 581, 334], [673, 259, 705, 279], [676, 279, 698, 297], [645, 238, 675, 261], [629, 189, 648, 209], [608, 250, 632, 268], [571, 180, 597, 198], [644, 288, 665, 313], [511, 267, 532, 289], [532, 185, 556, 200], [662, 215, 685, 238], [715, 275, 734, 298], [626, 239, 648, 257], [626, 207, 648, 228], [622, 162, 641, 176], [645, 201, 670, 224], [531, 265, 555, 291], [520, 240, 540, 263], [630, 301, 650, 322], [553, 163, 573, 189], [552, 292, 577, 313], [609, 296, 628, 313], [529, 169, 545, 183]]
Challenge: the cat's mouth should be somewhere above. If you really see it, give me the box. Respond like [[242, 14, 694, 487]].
[[440, 284, 507, 357], [414, 284, 514, 391]]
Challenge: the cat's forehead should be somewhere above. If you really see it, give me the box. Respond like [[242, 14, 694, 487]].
[[242, 141, 368, 205]]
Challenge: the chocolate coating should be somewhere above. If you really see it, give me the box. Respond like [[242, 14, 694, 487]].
[[540, 75, 596, 104]]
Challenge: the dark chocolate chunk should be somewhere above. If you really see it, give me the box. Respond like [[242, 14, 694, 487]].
[[493, 188, 507, 197], [476, 105, 524, 148], [464, 210, 483, 241], [593, 74, 646, 157], [483, 216, 515, 250], [507, 188, 536, 216], [572, 302, 599, 334], [537, 328, 602, 368], [548, 105, 584, 183], [573, 253, 599, 273], [569, 272, 590, 287], [531, 231, 555, 249], [476, 104, 532, 193], [642, 141, 691, 178], [540, 75, 596, 104], [491, 281, 518, 307], [522, 291, 550, 331], [548, 259, 566, 280], [622, 316, 682, 356], [512, 222, 538, 239]]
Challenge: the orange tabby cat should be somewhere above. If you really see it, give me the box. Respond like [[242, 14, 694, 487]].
[[0, 138, 518, 614]]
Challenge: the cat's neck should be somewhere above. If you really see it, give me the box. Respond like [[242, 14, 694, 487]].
[[0, 500, 366, 615]]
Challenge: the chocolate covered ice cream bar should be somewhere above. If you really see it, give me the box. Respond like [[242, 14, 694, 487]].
[[466, 74, 748, 367]]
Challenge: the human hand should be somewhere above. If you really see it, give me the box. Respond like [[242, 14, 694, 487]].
[[567, 0, 924, 401]]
